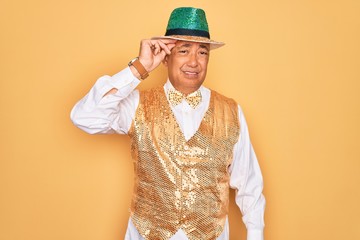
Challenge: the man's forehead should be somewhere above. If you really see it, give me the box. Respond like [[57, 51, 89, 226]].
[[175, 41, 210, 49]]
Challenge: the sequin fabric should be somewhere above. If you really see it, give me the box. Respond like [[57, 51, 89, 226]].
[[168, 88, 202, 109], [166, 7, 209, 32], [128, 87, 240, 240]]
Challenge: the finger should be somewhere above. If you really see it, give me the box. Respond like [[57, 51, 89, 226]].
[[157, 40, 173, 55], [156, 45, 162, 55], [141, 39, 153, 49], [157, 39, 177, 44], [167, 43, 176, 52], [148, 41, 160, 55], [140, 40, 156, 56], [152, 39, 177, 48], [156, 48, 168, 61], [161, 43, 176, 55]]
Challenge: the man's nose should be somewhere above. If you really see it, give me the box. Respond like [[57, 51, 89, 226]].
[[187, 53, 198, 67]]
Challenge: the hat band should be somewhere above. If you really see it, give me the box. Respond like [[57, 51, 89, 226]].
[[165, 28, 210, 39]]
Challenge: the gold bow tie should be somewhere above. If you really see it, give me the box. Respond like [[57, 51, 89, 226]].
[[168, 88, 202, 109]]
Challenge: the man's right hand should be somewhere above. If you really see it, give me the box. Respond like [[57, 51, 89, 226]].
[[106, 39, 177, 96], [137, 39, 177, 73]]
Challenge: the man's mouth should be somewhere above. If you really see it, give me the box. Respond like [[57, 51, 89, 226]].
[[183, 71, 199, 78]]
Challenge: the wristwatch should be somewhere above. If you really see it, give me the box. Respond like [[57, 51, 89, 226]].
[[128, 57, 149, 80]]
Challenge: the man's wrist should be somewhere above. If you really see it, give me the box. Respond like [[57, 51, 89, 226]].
[[128, 57, 149, 80], [129, 65, 142, 80]]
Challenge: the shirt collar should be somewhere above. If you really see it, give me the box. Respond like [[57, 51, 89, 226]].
[[163, 79, 206, 96]]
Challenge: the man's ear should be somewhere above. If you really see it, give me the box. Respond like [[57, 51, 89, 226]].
[[162, 55, 169, 67]]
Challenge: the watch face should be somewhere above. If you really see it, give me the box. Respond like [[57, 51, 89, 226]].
[[129, 57, 139, 66]]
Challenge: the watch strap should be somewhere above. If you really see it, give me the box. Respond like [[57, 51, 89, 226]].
[[129, 58, 149, 80]]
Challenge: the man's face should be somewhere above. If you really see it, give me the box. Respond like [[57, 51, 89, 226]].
[[163, 41, 210, 94]]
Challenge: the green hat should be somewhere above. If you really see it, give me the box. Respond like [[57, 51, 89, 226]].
[[152, 7, 224, 50]]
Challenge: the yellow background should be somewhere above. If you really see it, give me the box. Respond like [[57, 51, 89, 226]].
[[1, 0, 360, 239]]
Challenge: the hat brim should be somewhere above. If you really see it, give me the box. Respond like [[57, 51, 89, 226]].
[[151, 35, 225, 50]]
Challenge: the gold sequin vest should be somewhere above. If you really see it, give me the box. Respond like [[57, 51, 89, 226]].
[[128, 87, 240, 240]]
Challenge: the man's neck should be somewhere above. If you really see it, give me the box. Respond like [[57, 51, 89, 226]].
[[165, 80, 201, 95]]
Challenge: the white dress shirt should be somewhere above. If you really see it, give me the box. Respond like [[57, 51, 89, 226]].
[[70, 67, 265, 240]]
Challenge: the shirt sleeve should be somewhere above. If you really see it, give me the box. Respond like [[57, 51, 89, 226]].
[[229, 105, 266, 240], [70, 67, 141, 134]]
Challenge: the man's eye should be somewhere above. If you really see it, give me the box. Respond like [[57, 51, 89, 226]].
[[200, 51, 208, 55], [179, 50, 187, 53]]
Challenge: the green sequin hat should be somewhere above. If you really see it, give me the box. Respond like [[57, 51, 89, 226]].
[[152, 7, 225, 50]]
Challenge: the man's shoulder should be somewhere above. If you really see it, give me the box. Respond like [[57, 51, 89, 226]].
[[138, 86, 164, 94], [137, 86, 165, 106], [209, 88, 238, 106], [137, 86, 164, 99]]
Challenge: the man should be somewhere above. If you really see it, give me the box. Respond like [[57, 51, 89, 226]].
[[71, 7, 265, 240]]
